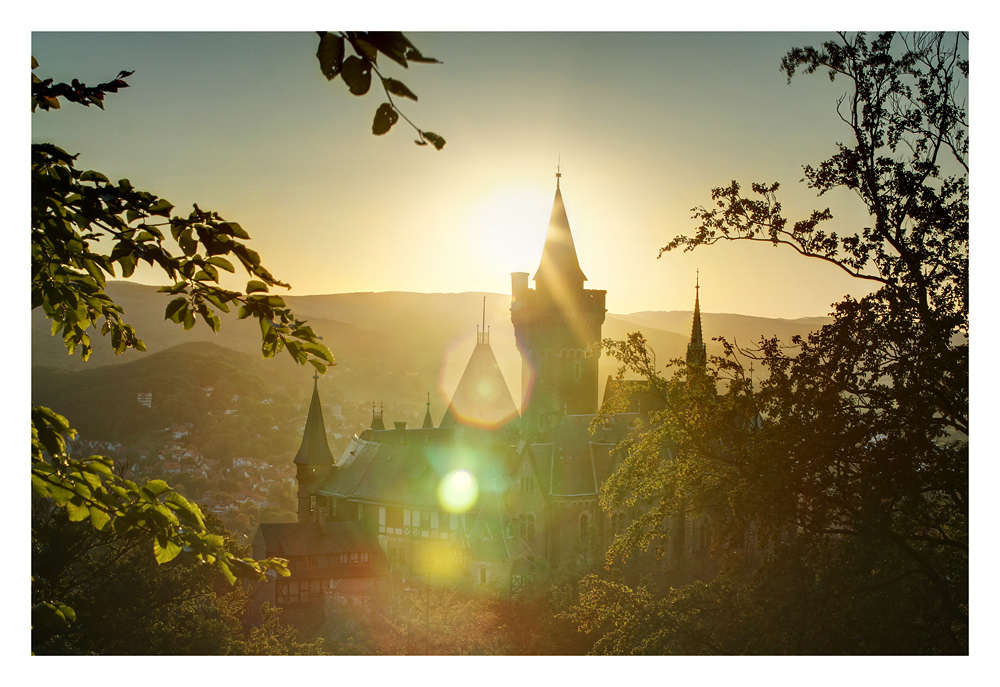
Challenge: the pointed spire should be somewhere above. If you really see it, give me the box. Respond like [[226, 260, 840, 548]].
[[294, 374, 334, 466], [534, 174, 587, 293], [422, 392, 435, 429], [370, 401, 385, 431], [687, 272, 707, 369]]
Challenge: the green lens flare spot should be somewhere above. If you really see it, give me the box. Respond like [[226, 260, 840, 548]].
[[438, 470, 478, 513]]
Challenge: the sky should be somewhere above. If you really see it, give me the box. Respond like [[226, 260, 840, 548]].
[[28, 27, 923, 320]]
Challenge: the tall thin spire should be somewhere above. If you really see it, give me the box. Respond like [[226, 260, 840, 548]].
[[422, 392, 434, 429], [687, 272, 707, 369], [293, 374, 334, 466]]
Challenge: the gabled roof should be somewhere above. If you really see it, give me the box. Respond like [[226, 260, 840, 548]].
[[533, 182, 587, 291], [524, 413, 636, 497], [440, 339, 518, 430], [293, 377, 334, 466], [253, 520, 380, 558], [601, 376, 669, 414], [465, 482, 531, 562]]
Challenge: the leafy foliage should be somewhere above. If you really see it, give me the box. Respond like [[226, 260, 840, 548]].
[[571, 32, 968, 654], [315, 31, 446, 149], [32, 501, 324, 655], [31, 55, 133, 111], [29, 50, 365, 635], [32, 405, 290, 583]]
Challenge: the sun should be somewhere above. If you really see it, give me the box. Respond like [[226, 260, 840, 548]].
[[468, 183, 551, 275]]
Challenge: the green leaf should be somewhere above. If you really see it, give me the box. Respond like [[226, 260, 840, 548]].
[[246, 280, 268, 294], [206, 256, 235, 272], [422, 132, 446, 150], [220, 222, 249, 239], [144, 479, 171, 497], [66, 498, 90, 522], [341, 55, 372, 96], [165, 492, 205, 529], [89, 508, 111, 531], [148, 199, 174, 217], [373, 103, 399, 136], [165, 297, 187, 322], [153, 537, 183, 565], [217, 557, 237, 585], [353, 38, 378, 62], [384, 78, 417, 101], [365, 32, 412, 68], [316, 32, 345, 80], [80, 170, 109, 183], [404, 47, 441, 64]]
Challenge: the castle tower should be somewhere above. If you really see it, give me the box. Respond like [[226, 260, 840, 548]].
[[510, 174, 607, 436], [293, 373, 335, 522], [686, 273, 707, 370]]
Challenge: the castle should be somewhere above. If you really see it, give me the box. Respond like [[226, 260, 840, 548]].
[[252, 174, 711, 608]]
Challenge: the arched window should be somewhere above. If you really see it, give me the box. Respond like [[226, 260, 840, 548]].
[[579, 512, 591, 541]]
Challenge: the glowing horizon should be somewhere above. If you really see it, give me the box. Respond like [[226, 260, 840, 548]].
[[31, 31, 886, 321]]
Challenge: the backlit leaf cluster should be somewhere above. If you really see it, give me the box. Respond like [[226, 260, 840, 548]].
[[315, 31, 446, 149], [30, 55, 338, 631], [32, 405, 291, 584]]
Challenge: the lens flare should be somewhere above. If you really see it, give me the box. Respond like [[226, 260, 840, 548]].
[[438, 470, 478, 513]]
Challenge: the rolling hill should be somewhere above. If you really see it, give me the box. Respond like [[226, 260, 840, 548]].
[[32, 282, 832, 429]]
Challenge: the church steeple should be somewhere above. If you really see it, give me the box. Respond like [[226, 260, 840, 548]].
[[533, 174, 587, 294], [686, 272, 707, 369]]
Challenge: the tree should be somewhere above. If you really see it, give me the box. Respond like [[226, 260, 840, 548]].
[[31, 32, 443, 633], [32, 499, 325, 654], [570, 32, 968, 654]]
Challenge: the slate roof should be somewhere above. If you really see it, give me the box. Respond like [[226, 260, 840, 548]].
[[293, 378, 335, 466], [253, 521, 386, 580], [523, 413, 637, 497], [466, 484, 532, 562], [601, 376, 669, 415], [254, 520, 378, 556], [320, 427, 511, 509], [440, 340, 519, 430]]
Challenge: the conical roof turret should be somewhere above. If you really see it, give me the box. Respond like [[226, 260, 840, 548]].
[[422, 393, 435, 429], [533, 175, 587, 294], [441, 327, 518, 430], [293, 375, 335, 466]]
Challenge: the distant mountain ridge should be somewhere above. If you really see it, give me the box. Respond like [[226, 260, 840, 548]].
[[32, 282, 832, 420]]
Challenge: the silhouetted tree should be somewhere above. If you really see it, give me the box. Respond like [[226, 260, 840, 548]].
[[571, 32, 967, 655]]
